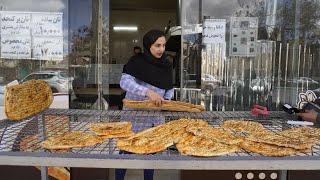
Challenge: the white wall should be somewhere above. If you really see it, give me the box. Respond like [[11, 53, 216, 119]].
[[110, 10, 176, 64]]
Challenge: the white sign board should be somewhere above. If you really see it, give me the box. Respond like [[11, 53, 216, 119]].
[[32, 13, 63, 36], [202, 19, 226, 44], [1, 36, 31, 59], [33, 36, 63, 60], [230, 17, 258, 57], [0, 12, 31, 36], [0, 11, 63, 60]]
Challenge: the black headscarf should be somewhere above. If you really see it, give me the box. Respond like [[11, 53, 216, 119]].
[[123, 29, 173, 90]]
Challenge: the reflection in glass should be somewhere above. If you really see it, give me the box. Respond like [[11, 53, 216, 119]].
[[69, 0, 109, 109], [182, 0, 320, 111], [0, 0, 69, 111]]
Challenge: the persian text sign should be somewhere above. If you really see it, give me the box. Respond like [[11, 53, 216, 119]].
[[32, 13, 63, 36], [202, 19, 226, 44], [1, 36, 31, 59], [0, 12, 31, 36], [33, 37, 63, 60], [0, 11, 63, 60]]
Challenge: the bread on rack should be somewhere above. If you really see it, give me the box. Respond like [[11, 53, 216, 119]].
[[176, 134, 240, 157], [116, 119, 209, 154], [123, 99, 204, 112], [20, 135, 70, 180], [90, 121, 134, 138], [41, 131, 104, 150], [239, 140, 297, 157], [4, 80, 53, 120]]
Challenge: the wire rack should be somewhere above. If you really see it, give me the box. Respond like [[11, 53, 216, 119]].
[[0, 109, 319, 160]]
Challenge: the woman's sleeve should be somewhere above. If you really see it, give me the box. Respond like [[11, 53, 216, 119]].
[[120, 73, 149, 97], [164, 88, 174, 100]]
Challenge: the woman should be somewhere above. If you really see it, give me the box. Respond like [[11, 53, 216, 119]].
[[120, 29, 173, 105], [116, 29, 173, 180]]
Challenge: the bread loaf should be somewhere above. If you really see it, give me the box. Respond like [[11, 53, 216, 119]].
[[5, 80, 53, 120], [123, 99, 204, 112]]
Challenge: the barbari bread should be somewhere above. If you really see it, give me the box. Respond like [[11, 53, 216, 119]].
[[279, 127, 320, 143], [90, 121, 134, 138], [35, 167, 70, 180], [20, 135, 70, 180], [116, 119, 208, 154], [42, 131, 104, 150], [186, 126, 243, 145], [116, 126, 174, 154], [221, 120, 268, 134], [123, 99, 204, 112], [5, 80, 53, 120], [176, 134, 240, 157], [246, 131, 314, 150], [240, 140, 297, 157]]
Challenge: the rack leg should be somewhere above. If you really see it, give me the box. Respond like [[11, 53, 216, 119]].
[[40, 166, 49, 180], [280, 170, 287, 180]]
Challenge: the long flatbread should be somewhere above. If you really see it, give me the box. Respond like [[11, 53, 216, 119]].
[[187, 126, 243, 145], [117, 137, 172, 154], [116, 119, 208, 154], [42, 131, 104, 150], [163, 100, 205, 111], [35, 167, 70, 180], [176, 134, 240, 157], [90, 122, 134, 138], [116, 125, 174, 154], [279, 127, 320, 143], [240, 140, 297, 157], [246, 131, 314, 150], [221, 120, 268, 134], [5, 80, 53, 120], [123, 99, 204, 112], [20, 135, 70, 180]]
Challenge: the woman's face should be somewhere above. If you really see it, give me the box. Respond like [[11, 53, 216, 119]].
[[150, 36, 166, 59]]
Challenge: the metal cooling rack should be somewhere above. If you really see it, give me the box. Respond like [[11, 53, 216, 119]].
[[0, 108, 320, 172]]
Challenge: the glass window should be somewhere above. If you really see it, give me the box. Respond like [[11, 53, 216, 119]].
[[68, 0, 109, 109], [181, 0, 320, 111], [0, 0, 110, 114], [0, 0, 70, 116]]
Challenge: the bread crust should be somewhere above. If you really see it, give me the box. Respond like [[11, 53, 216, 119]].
[[123, 99, 204, 112], [5, 80, 53, 120]]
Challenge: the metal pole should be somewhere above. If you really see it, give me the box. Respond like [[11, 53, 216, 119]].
[[280, 170, 287, 180], [176, 0, 181, 25], [179, 0, 184, 100], [92, 0, 105, 110], [285, 43, 289, 83], [38, 114, 48, 180], [199, 0, 202, 23], [276, 43, 282, 106], [40, 166, 49, 180]]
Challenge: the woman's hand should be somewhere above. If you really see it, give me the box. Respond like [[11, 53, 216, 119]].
[[297, 110, 318, 122], [146, 90, 164, 106]]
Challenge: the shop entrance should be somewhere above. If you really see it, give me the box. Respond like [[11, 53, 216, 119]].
[[108, 0, 178, 109], [69, 0, 179, 110]]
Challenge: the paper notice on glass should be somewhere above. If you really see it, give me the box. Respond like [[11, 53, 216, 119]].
[[230, 17, 258, 57], [1, 36, 31, 59], [0, 12, 31, 36], [32, 36, 63, 60], [202, 19, 226, 44], [32, 13, 63, 36]]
